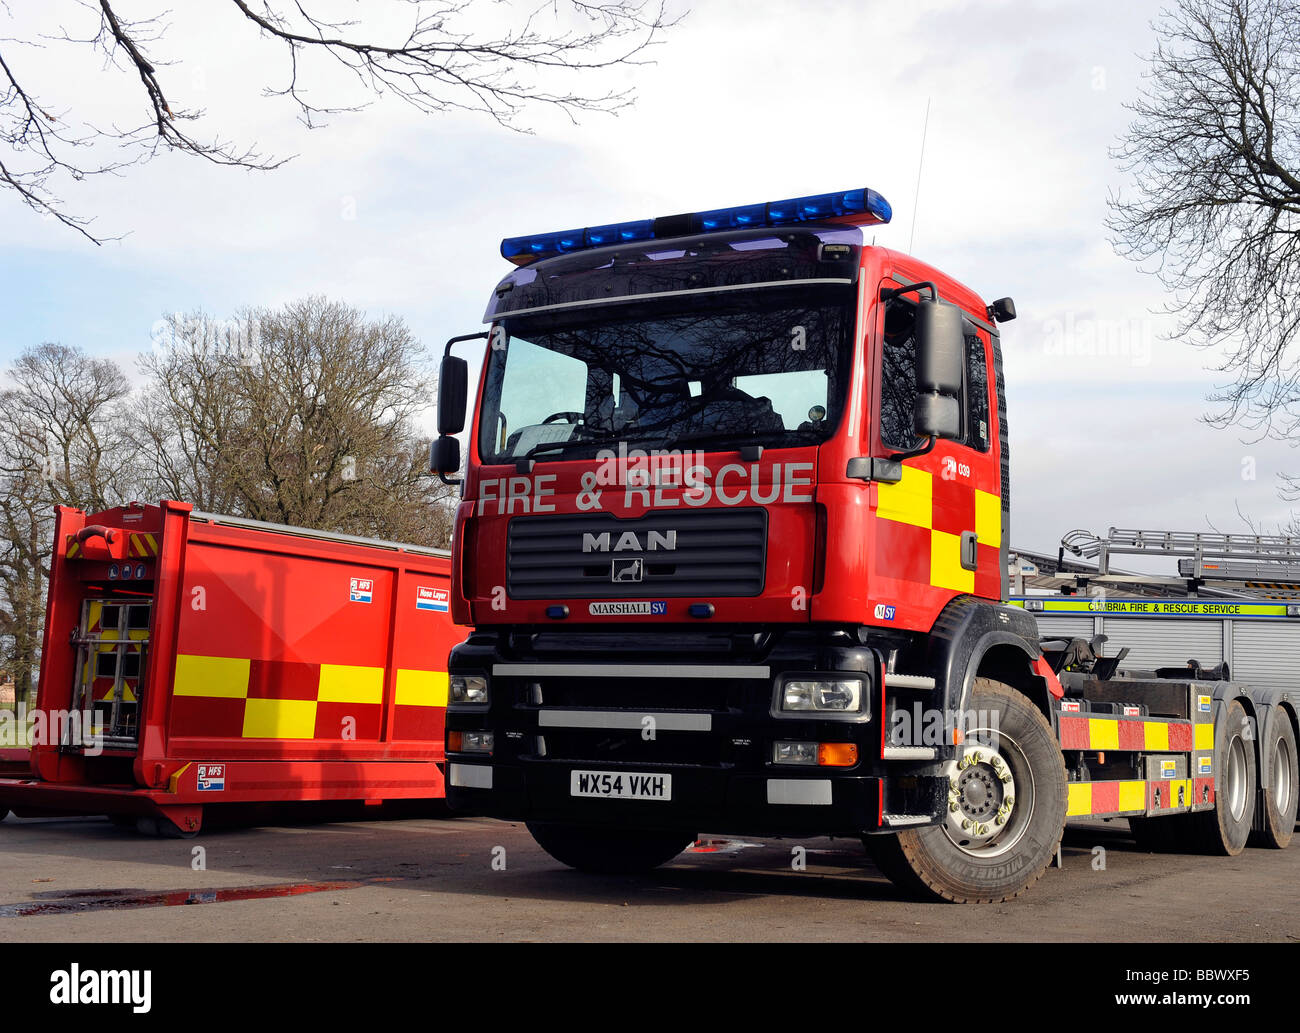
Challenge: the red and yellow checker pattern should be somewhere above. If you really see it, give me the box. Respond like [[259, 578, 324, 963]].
[[874, 463, 1003, 597], [1057, 715, 1198, 753], [170, 654, 447, 742], [1065, 778, 1213, 818], [1059, 712, 1217, 817]]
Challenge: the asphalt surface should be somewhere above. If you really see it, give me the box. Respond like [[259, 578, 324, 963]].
[[0, 811, 1297, 942]]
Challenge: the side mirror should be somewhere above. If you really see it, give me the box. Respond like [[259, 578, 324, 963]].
[[430, 435, 461, 481], [437, 355, 469, 437], [913, 300, 965, 440], [914, 394, 961, 439]]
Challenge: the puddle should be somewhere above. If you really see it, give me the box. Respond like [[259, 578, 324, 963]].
[[0, 877, 401, 917]]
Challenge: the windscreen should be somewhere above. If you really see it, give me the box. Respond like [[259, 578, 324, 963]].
[[477, 287, 855, 465]]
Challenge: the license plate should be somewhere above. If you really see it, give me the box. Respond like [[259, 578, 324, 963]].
[[570, 770, 672, 801]]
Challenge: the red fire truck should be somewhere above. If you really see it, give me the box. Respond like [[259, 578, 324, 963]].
[[432, 187, 1299, 901], [0, 500, 456, 836]]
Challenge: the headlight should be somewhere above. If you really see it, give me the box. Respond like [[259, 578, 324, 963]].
[[448, 730, 493, 754], [781, 678, 863, 713], [773, 741, 819, 765], [449, 674, 489, 705]]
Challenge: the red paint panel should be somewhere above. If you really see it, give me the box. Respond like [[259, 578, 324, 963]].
[[1167, 721, 1193, 751], [1193, 776, 1215, 806], [973, 542, 1001, 598], [247, 659, 320, 701], [930, 481, 974, 539], [177, 541, 395, 669], [874, 520, 930, 584], [1090, 780, 1120, 814], [1117, 719, 1146, 752], [1058, 716, 1090, 750], [170, 697, 246, 739], [313, 702, 381, 742], [393, 705, 444, 744]]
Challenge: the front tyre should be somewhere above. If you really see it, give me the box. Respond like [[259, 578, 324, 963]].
[[527, 822, 696, 875], [866, 678, 1067, 903]]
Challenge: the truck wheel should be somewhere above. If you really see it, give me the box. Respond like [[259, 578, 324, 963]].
[[1189, 698, 1256, 856], [526, 822, 696, 875], [136, 815, 200, 839], [1251, 706, 1296, 850], [864, 678, 1067, 903]]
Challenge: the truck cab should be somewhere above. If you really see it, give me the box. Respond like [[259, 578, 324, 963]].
[[434, 187, 1067, 900]]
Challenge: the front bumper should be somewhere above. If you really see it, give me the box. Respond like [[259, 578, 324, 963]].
[[445, 627, 947, 837]]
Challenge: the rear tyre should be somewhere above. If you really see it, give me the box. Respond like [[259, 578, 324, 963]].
[[527, 822, 695, 875], [1251, 706, 1297, 849], [136, 815, 200, 839], [1189, 698, 1256, 856], [864, 678, 1067, 903]]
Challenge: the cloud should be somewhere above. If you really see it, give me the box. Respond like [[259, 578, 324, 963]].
[[2, 0, 1291, 541]]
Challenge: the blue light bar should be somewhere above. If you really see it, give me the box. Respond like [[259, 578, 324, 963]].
[[500, 186, 891, 265]]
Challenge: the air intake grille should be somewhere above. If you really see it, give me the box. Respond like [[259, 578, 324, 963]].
[[507, 508, 767, 599]]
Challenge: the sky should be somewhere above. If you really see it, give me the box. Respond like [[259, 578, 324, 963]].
[[1, 0, 1297, 560]]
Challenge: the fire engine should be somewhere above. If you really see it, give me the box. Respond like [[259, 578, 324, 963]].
[[431, 187, 1298, 902]]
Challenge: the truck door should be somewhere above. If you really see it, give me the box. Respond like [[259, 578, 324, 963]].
[[71, 599, 151, 749], [870, 284, 1003, 626]]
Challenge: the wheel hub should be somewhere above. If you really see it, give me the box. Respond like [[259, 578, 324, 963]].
[[945, 745, 1017, 849]]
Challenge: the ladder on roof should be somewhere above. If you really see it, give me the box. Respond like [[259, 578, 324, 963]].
[[1058, 528, 1300, 597]]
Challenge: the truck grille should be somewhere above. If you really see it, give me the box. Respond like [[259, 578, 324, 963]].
[[506, 509, 767, 599]]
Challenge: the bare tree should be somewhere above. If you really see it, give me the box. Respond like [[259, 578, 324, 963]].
[[1, 0, 677, 243], [139, 297, 455, 547], [1109, 0, 1300, 443], [0, 343, 137, 705]]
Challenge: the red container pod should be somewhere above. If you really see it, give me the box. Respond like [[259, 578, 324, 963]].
[[0, 500, 458, 836]]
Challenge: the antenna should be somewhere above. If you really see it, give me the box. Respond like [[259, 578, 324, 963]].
[[909, 97, 931, 254]]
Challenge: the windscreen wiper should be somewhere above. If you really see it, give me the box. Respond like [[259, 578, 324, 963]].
[[663, 426, 827, 459], [516, 429, 672, 468]]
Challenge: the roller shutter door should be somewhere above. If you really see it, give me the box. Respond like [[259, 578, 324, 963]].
[[1098, 618, 1220, 671], [1230, 622, 1300, 694], [1033, 615, 1095, 641]]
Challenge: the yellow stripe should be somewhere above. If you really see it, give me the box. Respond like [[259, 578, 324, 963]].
[[1088, 718, 1119, 750], [1067, 782, 1092, 817], [1118, 780, 1146, 812], [876, 465, 932, 529], [242, 699, 317, 739], [145, 533, 158, 554], [974, 488, 1001, 548], [1144, 722, 1169, 752], [930, 529, 974, 593], [67, 540, 80, 558], [396, 669, 449, 707], [173, 654, 250, 699], [1195, 723, 1215, 750], [168, 763, 192, 795], [317, 664, 384, 705]]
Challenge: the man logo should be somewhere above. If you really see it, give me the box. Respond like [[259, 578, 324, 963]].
[[611, 558, 644, 583], [583, 530, 677, 553]]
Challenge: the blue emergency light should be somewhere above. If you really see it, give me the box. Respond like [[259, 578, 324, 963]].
[[500, 187, 892, 266]]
